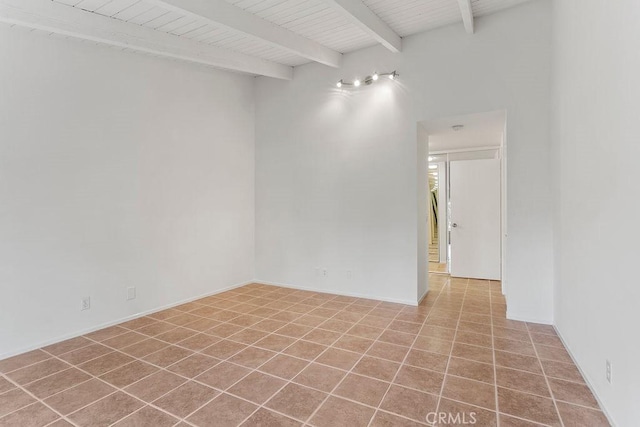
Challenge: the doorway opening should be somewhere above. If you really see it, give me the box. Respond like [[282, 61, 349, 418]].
[[420, 110, 507, 287]]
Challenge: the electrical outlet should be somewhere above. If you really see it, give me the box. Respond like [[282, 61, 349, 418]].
[[323, 269, 328, 277], [606, 360, 612, 384], [127, 287, 136, 301], [81, 297, 90, 311]]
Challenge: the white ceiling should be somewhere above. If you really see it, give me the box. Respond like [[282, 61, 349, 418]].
[[423, 110, 506, 152], [1, 0, 534, 78]]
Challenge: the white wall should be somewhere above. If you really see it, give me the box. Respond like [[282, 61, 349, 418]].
[[551, 1, 640, 425], [417, 124, 428, 301], [255, 0, 554, 316], [0, 27, 256, 357]]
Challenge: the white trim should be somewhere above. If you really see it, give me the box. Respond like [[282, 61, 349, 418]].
[[501, 124, 508, 295], [149, 0, 341, 68], [0, 280, 254, 361], [254, 280, 418, 307], [0, 0, 293, 80], [456, 0, 474, 34], [418, 288, 429, 305], [429, 145, 501, 155], [554, 326, 618, 427], [323, 0, 402, 53], [506, 310, 552, 325]]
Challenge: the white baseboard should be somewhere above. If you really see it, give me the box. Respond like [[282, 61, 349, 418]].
[[553, 326, 617, 427], [506, 310, 553, 325], [418, 288, 429, 305], [0, 280, 254, 361], [254, 279, 419, 307]]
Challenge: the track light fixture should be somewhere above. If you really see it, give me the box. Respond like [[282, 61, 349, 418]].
[[336, 71, 398, 88]]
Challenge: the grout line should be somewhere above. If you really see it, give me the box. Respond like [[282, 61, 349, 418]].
[[0, 370, 78, 426], [0, 282, 599, 427], [302, 299, 409, 426], [366, 276, 452, 427], [433, 277, 470, 425], [490, 279, 501, 427], [526, 322, 566, 427]]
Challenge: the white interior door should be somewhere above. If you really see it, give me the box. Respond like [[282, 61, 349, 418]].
[[450, 159, 501, 280]]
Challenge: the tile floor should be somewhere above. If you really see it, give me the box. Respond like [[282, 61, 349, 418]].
[[0, 278, 610, 426], [429, 263, 448, 274]]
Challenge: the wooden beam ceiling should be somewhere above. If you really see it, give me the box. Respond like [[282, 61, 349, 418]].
[[457, 0, 475, 34], [148, 0, 342, 68], [323, 0, 402, 53], [0, 0, 293, 80]]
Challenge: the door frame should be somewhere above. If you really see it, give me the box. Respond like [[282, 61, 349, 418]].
[[428, 146, 507, 294]]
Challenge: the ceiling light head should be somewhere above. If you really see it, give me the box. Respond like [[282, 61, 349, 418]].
[[334, 71, 396, 88], [452, 124, 464, 132]]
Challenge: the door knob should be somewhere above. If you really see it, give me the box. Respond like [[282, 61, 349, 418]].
[[452, 223, 458, 228]]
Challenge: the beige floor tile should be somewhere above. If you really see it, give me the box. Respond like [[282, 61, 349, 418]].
[[310, 396, 375, 427], [0, 402, 58, 427], [404, 349, 448, 373], [6, 358, 69, 385], [447, 357, 495, 384], [0, 283, 606, 427], [58, 344, 112, 365], [99, 360, 158, 388], [556, 401, 610, 426], [0, 350, 51, 374], [44, 378, 115, 415], [494, 351, 543, 375], [548, 378, 599, 408], [124, 370, 187, 402], [379, 385, 438, 422], [394, 365, 444, 395], [283, 340, 327, 360], [441, 375, 496, 410], [228, 347, 277, 369], [113, 406, 178, 427], [540, 359, 584, 383], [293, 363, 346, 392], [334, 335, 374, 354], [78, 352, 134, 376], [265, 383, 326, 420], [167, 353, 219, 378], [352, 356, 400, 382], [315, 347, 361, 370], [333, 373, 389, 406], [496, 366, 551, 397], [228, 371, 286, 404], [24, 368, 91, 399], [153, 381, 218, 418], [120, 339, 169, 358], [196, 362, 250, 390], [0, 377, 15, 394], [370, 410, 426, 427], [0, 388, 37, 417], [498, 387, 561, 426], [42, 337, 92, 356], [436, 398, 497, 427], [258, 354, 309, 380], [240, 408, 301, 427], [68, 392, 144, 426]]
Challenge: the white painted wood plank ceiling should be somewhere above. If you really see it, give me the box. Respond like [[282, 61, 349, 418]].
[[1, 0, 535, 78]]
